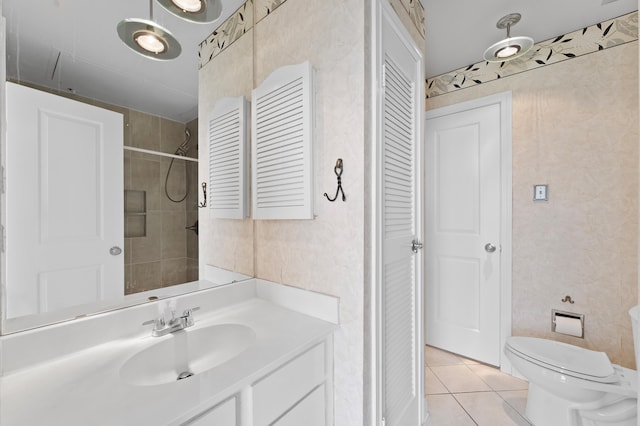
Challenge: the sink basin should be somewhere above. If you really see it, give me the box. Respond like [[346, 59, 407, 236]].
[[120, 323, 256, 386]]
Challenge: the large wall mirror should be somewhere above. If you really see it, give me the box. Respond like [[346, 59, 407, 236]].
[[1, 0, 253, 333]]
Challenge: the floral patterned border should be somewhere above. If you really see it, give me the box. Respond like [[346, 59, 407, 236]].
[[426, 11, 638, 98], [198, 0, 255, 68], [199, 0, 291, 69], [254, 0, 287, 23], [399, 0, 425, 37], [199, 0, 422, 69]]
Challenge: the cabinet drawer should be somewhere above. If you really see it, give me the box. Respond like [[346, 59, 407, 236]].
[[273, 384, 325, 426], [183, 396, 237, 426], [253, 342, 326, 426]]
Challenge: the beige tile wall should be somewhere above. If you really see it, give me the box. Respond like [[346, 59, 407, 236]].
[[186, 118, 200, 283], [425, 42, 639, 368], [124, 113, 199, 294]]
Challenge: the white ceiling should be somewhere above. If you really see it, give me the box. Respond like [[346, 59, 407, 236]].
[[3, 1, 638, 123], [3, 0, 246, 123]]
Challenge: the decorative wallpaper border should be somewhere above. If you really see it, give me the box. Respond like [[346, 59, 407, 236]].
[[198, 0, 254, 68], [198, 0, 289, 68], [254, 0, 287, 22], [426, 11, 638, 98], [199, 0, 423, 69], [399, 0, 425, 37]]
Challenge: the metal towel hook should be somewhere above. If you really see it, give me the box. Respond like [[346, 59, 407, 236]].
[[324, 158, 346, 202], [561, 295, 575, 304], [198, 182, 207, 208]]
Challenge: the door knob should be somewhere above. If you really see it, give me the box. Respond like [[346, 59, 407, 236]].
[[484, 243, 496, 253], [109, 246, 123, 256]]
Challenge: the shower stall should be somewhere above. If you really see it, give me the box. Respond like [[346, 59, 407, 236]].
[[124, 112, 199, 295]]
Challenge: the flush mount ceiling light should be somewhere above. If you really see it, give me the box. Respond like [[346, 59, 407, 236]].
[[483, 13, 534, 62], [117, 0, 181, 60], [156, 0, 222, 23]]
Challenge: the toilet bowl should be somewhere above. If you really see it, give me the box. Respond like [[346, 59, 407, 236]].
[[504, 333, 638, 426]]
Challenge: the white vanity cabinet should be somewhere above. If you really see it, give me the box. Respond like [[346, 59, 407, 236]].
[[0, 281, 338, 426], [185, 397, 237, 425], [253, 340, 329, 425], [182, 338, 333, 426]]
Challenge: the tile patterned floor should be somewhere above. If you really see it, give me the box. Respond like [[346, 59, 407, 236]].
[[425, 346, 532, 426]]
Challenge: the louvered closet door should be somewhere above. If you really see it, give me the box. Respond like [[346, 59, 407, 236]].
[[379, 3, 423, 426]]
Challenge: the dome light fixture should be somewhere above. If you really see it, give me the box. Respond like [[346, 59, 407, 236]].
[[483, 13, 534, 63], [117, 0, 181, 60], [156, 0, 223, 23]]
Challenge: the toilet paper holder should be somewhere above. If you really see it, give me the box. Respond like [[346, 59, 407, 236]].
[[552, 309, 584, 338]]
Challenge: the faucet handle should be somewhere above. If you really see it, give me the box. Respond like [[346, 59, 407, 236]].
[[182, 306, 200, 316], [181, 307, 200, 327], [142, 317, 165, 329]]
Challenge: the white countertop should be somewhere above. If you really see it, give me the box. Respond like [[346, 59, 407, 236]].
[[0, 283, 338, 425]]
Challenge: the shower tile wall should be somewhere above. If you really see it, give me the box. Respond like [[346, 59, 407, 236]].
[[124, 111, 199, 295], [185, 118, 200, 283]]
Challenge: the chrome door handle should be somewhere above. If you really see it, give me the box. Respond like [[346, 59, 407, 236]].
[[411, 240, 423, 253], [109, 246, 123, 256], [484, 243, 496, 253]]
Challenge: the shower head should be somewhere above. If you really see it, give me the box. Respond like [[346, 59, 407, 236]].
[[175, 128, 192, 156]]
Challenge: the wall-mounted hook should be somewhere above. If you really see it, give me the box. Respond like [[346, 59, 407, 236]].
[[324, 158, 346, 202], [198, 182, 207, 208], [561, 295, 575, 304]]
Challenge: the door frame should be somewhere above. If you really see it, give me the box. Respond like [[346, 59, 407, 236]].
[[424, 91, 513, 372], [369, 0, 426, 424]]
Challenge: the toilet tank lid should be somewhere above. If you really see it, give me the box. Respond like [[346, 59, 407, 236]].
[[506, 336, 616, 381]]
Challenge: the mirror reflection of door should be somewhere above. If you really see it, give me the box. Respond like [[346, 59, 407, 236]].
[[5, 82, 124, 318]]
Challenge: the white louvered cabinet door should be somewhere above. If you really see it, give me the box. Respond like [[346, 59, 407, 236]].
[[251, 62, 314, 220], [208, 96, 248, 219]]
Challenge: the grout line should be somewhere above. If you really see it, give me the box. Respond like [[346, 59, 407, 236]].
[[426, 346, 531, 425], [450, 393, 479, 426], [494, 391, 533, 425]]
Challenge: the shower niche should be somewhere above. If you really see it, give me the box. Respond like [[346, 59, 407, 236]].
[[123, 114, 200, 295], [124, 190, 147, 238]]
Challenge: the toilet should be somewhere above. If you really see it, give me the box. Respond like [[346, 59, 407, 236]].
[[503, 306, 640, 426]]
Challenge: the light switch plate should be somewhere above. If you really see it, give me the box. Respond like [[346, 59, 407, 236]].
[[534, 184, 548, 201]]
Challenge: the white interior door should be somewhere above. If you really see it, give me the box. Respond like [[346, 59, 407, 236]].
[[377, 1, 424, 425], [5, 82, 124, 318], [425, 94, 510, 366]]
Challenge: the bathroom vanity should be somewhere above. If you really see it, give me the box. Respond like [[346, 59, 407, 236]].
[[0, 279, 338, 425]]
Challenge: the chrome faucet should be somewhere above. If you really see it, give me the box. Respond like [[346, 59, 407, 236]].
[[143, 307, 200, 337]]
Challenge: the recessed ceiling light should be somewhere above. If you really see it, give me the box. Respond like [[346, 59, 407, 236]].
[[156, 0, 222, 23]]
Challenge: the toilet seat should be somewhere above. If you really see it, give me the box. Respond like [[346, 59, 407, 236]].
[[505, 336, 619, 383]]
